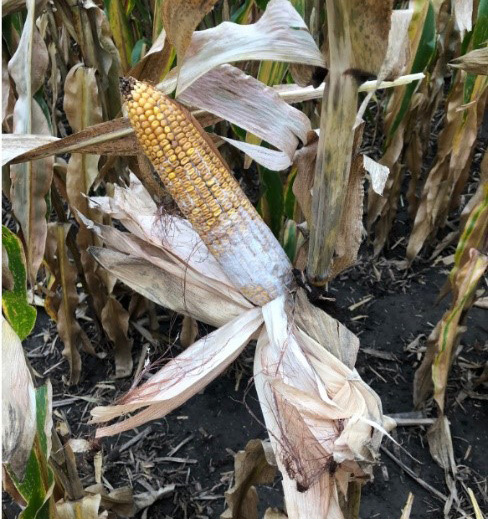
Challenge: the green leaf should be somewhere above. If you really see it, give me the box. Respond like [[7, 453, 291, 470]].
[[283, 167, 297, 219], [388, 1, 436, 140], [258, 166, 284, 238], [2, 226, 36, 340], [130, 37, 150, 66], [104, 0, 134, 72], [283, 219, 297, 262], [7, 384, 54, 519]]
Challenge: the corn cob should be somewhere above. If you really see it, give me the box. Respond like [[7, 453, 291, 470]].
[[120, 77, 294, 306]]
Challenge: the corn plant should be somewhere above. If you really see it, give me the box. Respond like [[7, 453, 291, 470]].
[[4, 0, 481, 517]]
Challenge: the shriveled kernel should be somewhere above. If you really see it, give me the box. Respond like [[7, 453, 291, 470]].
[[167, 133, 174, 141], [177, 151, 185, 160], [144, 127, 152, 135], [181, 157, 189, 165]]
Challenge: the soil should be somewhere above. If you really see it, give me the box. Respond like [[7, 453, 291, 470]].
[[4, 243, 487, 519]]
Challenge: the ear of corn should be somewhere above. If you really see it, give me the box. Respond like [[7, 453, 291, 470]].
[[120, 77, 294, 306]]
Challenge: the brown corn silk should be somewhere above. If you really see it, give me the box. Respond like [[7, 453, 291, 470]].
[[120, 77, 293, 306]]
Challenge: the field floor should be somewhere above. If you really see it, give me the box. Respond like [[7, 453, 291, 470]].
[[4, 243, 486, 519]]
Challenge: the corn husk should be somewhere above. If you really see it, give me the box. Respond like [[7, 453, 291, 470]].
[[88, 178, 392, 518]]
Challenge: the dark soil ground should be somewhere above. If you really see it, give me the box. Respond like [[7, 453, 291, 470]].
[[4, 245, 487, 519]]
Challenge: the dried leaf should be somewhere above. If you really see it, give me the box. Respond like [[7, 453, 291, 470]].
[[56, 494, 101, 519], [221, 439, 277, 519], [160, 0, 325, 96], [134, 484, 175, 512], [64, 64, 109, 319], [220, 136, 292, 171], [450, 46, 488, 76], [162, 0, 219, 64], [177, 64, 311, 158], [2, 134, 60, 166], [414, 249, 488, 409], [407, 76, 487, 262], [427, 416, 456, 472], [2, 317, 37, 479], [400, 493, 415, 519], [8, 0, 53, 281], [101, 297, 133, 378], [50, 224, 83, 385], [363, 156, 389, 196], [292, 134, 318, 223], [91, 307, 263, 436], [129, 29, 173, 83], [180, 315, 198, 348], [453, 0, 473, 37]]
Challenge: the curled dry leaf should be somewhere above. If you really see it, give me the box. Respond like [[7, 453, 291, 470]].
[[254, 295, 391, 518], [221, 439, 277, 519], [2, 316, 37, 480], [177, 64, 311, 161], [90, 306, 263, 437], [8, 0, 53, 281], [162, 0, 219, 65], [101, 296, 133, 378], [128, 29, 173, 83], [56, 494, 101, 519], [160, 0, 325, 96], [450, 46, 488, 76], [49, 224, 83, 385]]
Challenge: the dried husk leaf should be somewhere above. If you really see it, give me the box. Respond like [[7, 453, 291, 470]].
[[177, 64, 311, 159], [222, 439, 277, 519], [90, 307, 263, 437], [254, 295, 389, 518], [160, 0, 325, 96], [162, 0, 219, 65], [453, 0, 473, 37], [128, 29, 173, 83], [8, 0, 53, 281], [450, 46, 488, 75], [2, 316, 37, 480]]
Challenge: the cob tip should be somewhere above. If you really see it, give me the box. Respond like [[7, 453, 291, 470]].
[[119, 76, 137, 100]]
